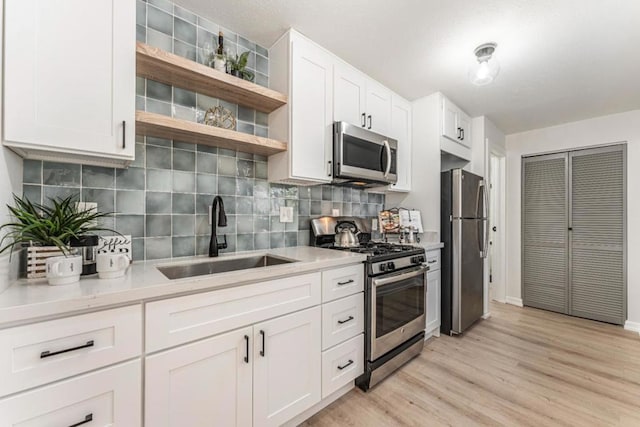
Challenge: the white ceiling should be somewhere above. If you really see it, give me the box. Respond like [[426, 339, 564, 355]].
[[175, 0, 640, 134]]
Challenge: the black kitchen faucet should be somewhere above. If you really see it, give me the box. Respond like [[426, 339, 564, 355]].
[[209, 195, 228, 257]]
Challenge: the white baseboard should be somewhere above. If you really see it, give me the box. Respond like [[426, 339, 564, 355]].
[[624, 320, 640, 335], [482, 312, 491, 319], [505, 296, 523, 307]]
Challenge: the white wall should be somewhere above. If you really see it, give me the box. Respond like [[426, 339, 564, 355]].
[[385, 93, 441, 241], [505, 109, 640, 330]]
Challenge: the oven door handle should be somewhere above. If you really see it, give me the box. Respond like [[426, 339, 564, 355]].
[[372, 265, 428, 287]]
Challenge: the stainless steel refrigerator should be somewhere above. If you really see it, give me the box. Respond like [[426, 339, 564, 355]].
[[441, 169, 488, 335]]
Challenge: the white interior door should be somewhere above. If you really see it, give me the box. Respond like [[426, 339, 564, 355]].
[[489, 154, 506, 303]]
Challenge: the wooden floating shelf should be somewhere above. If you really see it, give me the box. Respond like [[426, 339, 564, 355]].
[[136, 42, 287, 114], [135, 111, 287, 157]]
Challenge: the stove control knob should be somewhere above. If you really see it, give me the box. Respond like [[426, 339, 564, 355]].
[[387, 262, 396, 271], [419, 255, 425, 263], [379, 264, 387, 272]]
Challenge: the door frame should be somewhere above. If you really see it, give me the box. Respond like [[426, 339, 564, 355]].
[[488, 152, 506, 303]]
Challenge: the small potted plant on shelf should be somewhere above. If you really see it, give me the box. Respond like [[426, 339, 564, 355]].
[[227, 51, 255, 82], [0, 194, 116, 279]]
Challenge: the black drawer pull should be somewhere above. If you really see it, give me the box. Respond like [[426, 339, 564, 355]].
[[259, 330, 266, 357], [40, 340, 94, 359], [427, 260, 437, 264], [122, 120, 126, 149], [361, 113, 366, 127], [337, 315, 354, 325], [68, 413, 93, 427], [337, 279, 354, 286], [244, 335, 249, 363], [337, 359, 354, 370]]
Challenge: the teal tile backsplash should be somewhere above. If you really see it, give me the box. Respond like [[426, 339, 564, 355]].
[[19, 0, 385, 261]]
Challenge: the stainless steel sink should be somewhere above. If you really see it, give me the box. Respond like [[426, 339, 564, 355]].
[[157, 255, 298, 280]]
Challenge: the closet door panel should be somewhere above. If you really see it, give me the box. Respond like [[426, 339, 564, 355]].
[[570, 147, 625, 324], [522, 154, 568, 314]]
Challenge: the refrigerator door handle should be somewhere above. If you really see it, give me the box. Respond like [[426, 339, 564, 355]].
[[479, 181, 490, 258]]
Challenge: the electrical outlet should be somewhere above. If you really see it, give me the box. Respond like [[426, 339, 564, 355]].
[[331, 208, 340, 216], [208, 205, 212, 225], [279, 206, 294, 223], [76, 202, 97, 213], [371, 218, 378, 231]]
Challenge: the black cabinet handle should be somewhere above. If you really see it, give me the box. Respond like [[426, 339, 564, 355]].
[[427, 260, 437, 264], [367, 115, 372, 129], [40, 340, 94, 359], [361, 113, 366, 127], [337, 315, 354, 324], [259, 330, 265, 357], [337, 279, 354, 286], [337, 359, 354, 370], [457, 127, 461, 139], [122, 120, 126, 149], [244, 335, 249, 363], [68, 414, 93, 427], [461, 128, 464, 140]]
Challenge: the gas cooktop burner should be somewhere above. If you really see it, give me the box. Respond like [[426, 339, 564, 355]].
[[323, 242, 423, 258]]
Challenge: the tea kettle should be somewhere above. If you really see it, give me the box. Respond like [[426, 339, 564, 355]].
[[334, 221, 360, 248]]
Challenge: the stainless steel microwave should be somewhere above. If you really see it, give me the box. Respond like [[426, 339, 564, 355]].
[[332, 121, 398, 187]]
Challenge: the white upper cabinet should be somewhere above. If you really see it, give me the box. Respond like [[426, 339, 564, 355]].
[[389, 95, 412, 192], [441, 96, 471, 148], [269, 30, 333, 184], [334, 62, 367, 128], [365, 80, 392, 135], [3, 0, 135, 167], [334, 62, 392, 135]]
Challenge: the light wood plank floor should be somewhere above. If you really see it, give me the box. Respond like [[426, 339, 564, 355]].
[[303, 302, 640, 427]]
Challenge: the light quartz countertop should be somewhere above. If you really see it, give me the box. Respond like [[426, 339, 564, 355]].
[[0, 246, 366, 327]]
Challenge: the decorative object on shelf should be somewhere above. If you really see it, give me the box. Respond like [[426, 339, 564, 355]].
[[469, 42, 500, 86], [200, 42, 214, 67], [227, 51, 255, 82], [203, 105, 237, 130], [213, 31, 226, 72], [0, 194, 117, 279]]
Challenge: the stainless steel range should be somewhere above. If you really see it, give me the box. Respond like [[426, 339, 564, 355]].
[[311, 216, 427, 391]]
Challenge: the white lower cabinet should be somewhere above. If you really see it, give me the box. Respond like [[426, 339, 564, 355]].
[[253, 307, 322, 427], [145, 305, 322, 427], [426, 268, 441, 334], [0, 360, 141, 426], [145, 327, 253, 427], [321, 334, 364, 398]]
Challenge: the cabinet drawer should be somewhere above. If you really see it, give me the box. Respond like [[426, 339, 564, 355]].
[[321, 334, 364, 398], [0, 305, 142, 396], [425, 250, 440, 271], [322, 264, 364, 302], [146, 272, 321, 352], [322, 293, 364, 350], [0, 359, 141, 426]]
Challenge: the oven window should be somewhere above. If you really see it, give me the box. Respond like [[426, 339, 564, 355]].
[[376, 273, 424, 338]]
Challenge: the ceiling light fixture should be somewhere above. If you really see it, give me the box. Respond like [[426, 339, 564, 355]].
[[469, 42, 499, 86]]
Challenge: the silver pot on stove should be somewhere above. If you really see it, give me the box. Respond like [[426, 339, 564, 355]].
[[334, 220, 360, 248]]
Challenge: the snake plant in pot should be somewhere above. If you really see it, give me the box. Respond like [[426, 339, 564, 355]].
[[0, 194, 117, 278], [227, 51, 255, 82]]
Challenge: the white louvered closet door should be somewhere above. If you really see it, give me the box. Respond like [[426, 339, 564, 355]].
[[570, 146, 626, 324], [522, 153, 569, 314]]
